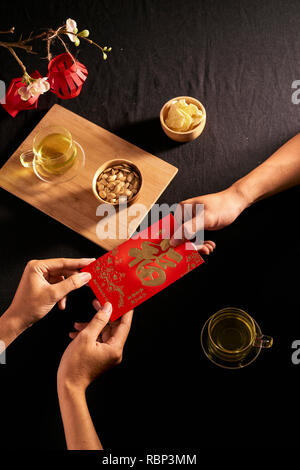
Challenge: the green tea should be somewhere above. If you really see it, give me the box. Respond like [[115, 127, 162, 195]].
[[210, 313, 254, 352], [36, 133, 77, 174], [203, 307, 273, 368]]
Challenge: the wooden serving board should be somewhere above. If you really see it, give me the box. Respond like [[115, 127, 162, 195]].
[[0, 104, 178, 251]]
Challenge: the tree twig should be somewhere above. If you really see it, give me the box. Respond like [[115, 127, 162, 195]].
[[56, 34, 75, 63], [63, 30, 105, 52], [0, 27, 15, 34], [45, 26, 71, 61], [7, 47, 27, 75], [0, 24, 110, 77], [22, 31, 47, 44]]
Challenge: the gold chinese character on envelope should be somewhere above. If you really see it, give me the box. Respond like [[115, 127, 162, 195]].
[[128, 240, 183, 286]]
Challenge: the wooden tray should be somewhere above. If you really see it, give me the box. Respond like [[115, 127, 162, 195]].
[[0, 104, 178, 250]]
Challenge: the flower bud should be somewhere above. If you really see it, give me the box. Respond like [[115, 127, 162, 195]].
[[78, 29, 90, 38], [74, 37, 80, 47]]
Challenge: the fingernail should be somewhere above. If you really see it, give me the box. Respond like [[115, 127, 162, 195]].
[[170, 237, 180, 247], [82, 258, 96, 262], [78, 272, 92, 283], [169, 237, 175, 247], [102, 302, 112, 315], [94, 299, 101, 310]]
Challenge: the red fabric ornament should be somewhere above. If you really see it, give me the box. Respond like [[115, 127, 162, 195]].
[[1, 71, 42, 118], [47, 53, 88, 99]]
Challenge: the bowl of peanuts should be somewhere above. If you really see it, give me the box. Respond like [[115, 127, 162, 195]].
[[92, 159, 143, 205]]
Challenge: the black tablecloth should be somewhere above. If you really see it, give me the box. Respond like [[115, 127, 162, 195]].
[[0, 0, 300, 450]]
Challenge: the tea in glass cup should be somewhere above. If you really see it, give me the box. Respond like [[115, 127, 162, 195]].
[[201, 307, 273, 369], [20, 126, 85, 184]]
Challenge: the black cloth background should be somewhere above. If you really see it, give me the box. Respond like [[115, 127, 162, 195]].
[[0, 0, 299, 450]]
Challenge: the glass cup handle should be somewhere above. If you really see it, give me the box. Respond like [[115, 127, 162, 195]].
[[20, 150, 35, 168], [254, 335, 273, 349]]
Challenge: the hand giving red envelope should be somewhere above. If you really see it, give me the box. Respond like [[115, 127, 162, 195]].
[[81, 214, 204, 321]]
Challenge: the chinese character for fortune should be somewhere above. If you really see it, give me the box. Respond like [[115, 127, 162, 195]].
[[128, 240, 183, 287]]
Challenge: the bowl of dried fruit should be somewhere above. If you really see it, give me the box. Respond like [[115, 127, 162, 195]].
[[92, 159, 143, 205], [160, 96, 206, 142]]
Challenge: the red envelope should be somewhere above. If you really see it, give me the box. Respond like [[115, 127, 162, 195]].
[[81, 214, 204, 321]]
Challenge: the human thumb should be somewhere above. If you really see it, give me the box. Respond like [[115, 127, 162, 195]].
[[53, 272, 92, 301], [84, 302, 113, 338]]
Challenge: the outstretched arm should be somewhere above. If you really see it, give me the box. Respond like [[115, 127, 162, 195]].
[[171, 133, 300, 246], [57, 300, 133, 450], [58, 382, 102, 450], [233, 132, 300, 206]]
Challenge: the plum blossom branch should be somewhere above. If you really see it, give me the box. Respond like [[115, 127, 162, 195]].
[[0, 19, 111, 69], [0, 19, 112, 101]]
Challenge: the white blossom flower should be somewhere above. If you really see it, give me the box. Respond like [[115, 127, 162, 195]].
[[18, 86, 32, 101], [18, 77, 50, 101], [29, 77, 50, 96], [66, 18, 78, 42]]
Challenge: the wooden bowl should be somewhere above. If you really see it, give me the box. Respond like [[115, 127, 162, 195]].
[[92, 158, 143, 206], [160, 96, 206, 142]]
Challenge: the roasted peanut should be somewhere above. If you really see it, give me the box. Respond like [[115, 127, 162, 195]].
[[97, 162, 140, 204]]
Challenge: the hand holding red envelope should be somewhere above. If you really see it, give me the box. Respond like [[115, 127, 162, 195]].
[[81, 214, 204, 321]]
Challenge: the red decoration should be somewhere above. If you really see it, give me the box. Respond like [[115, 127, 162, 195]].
[[47, 53, 88, 99], [1, 71, 42, 118], [81, 214, 204, 322]]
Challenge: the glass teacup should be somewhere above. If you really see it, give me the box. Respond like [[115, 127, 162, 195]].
[[201, 307, 273, 369], [20, 125, 85, 184]]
